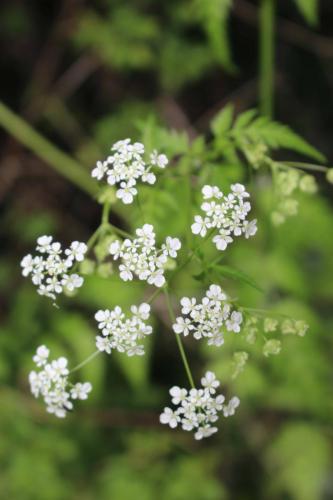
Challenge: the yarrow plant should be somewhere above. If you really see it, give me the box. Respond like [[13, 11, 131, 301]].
[[22, 134, 311, 441], [191, 184, 257, 251], [173, 285, 243, 347], [21, 236, 87, 301], [94, 303, 152, 356], [29, 345, 92, 418], [109, 224, 181, 287], [160, 371, 240, 440], [92, 138, 168, 204]]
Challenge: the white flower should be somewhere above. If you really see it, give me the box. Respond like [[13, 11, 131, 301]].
[[20, 254, 34, 277], [109, 225, 181, 288], [173, 317, 193, 336], [160, 407, 179, 428], [192, 184, 257, 250], [212, 231, 233, 251], [160, 372, 239, 439], [226, 311, 243, 333], [243, 219, 258, 239], [173, 285, 242, 346], [33, 345, 50, 367], [201, 371, 220, 394], [29, 346, 92, 418], [70, 382, 92, 400], [21, 236, 86, 301], [92, 160, 108, 180], [223, 396, 240, 417], [91, 139, 169, 204], [116, 182, 137, 204], [191, 215, 209, 237], [65, 241, 87, 262], [163, 237, 181, 258], [96, 335, 111, 354], [94, 303, 152, 357], [170, 386, 188, 404], [62, 273, 84, 291], [37, 235, 53, 252]]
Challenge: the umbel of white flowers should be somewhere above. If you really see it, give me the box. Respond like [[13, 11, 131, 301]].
[[173, 284, 243, 346], [20, 236, 87, 301], [95, 303, 152, 356], [29, 345, 92, 418], [160, 371, 240, 440], [109, 224, 181, 287], [191, 184, 257, 251], [91, 138, 168, 204]]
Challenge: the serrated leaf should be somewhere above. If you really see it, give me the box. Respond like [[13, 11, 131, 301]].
[[212, 264, 264, 292], [211, 104, 234, 137], [294, 0, 319, 26], [233, 109, 257, 130], [232, 114, 325, 163]]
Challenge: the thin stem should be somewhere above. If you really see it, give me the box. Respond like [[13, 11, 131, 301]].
[[102, 201, 111, 227], [280, 161, 328, 173], [70, 350, 100, 374], [0, 101, 97, 197], [259, 0, 275, 117], [108, 222, 132, 239], [164, 289, 195, 389]]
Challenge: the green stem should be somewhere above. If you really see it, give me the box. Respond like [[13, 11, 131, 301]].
[[0, 101, 97, 197], [280, 161, 328, 173], [259, 0, 275, 117], [164, 289, 195, 389], [70, 350, 100, 374], [102, 201, 111, 227]]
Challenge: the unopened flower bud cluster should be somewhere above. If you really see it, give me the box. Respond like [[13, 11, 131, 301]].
[[173, 285, 243, 346], [95, 303, 152, 356], [160, 371, 240, 440], [91, 138, 168, 204], [271, 166, 318, 226], [191, 184, 257, 251], [109, 224, 181, 287], [29, 345, 92, 418], [20, 236, 87, 301]]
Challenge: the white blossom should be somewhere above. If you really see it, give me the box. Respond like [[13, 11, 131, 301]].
[[160, 372, 240, 439], [94, 303, 152, 357], [91, 139, 169, 204], [33, 345, 50, 367], [21, 235, 87, 301], [173, 284, 243, 347], [191, 184, 257, 250], [29, 346, 92, 418], [109, 225, 181, 288], [223, 396, 240, 417]]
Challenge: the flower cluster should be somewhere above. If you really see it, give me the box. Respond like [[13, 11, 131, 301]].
[[92, 138, 168, 204], [173, 284, 243, 346], [95, 303, 152, 356], [29, 345, 92, 418], [191, 184, 257, 251], [160, 371, 240, 440], [109, 224, 181, 287], [20, 236, 87, 301]]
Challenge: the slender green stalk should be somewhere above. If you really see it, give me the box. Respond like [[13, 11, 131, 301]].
[[164, 289, 195, 389], [0, 101, 97, 197], [70, 350, 100, 373], [259, 0, 275, 117], [281, 161, 329, 173], [102, 201, 111, 227]]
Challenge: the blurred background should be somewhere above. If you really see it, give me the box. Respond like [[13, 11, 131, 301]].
[[0, 0, 333, 499]]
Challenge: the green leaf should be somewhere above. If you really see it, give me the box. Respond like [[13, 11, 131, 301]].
[[211, 104, 234, 137], [212, 264, 264, 292], [195, 0, 235, 72], [232, 113, 326, 163], [294, 0, 319, 26]]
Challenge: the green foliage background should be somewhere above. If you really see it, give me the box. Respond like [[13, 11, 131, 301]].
[[0, 0, 332, 499]]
